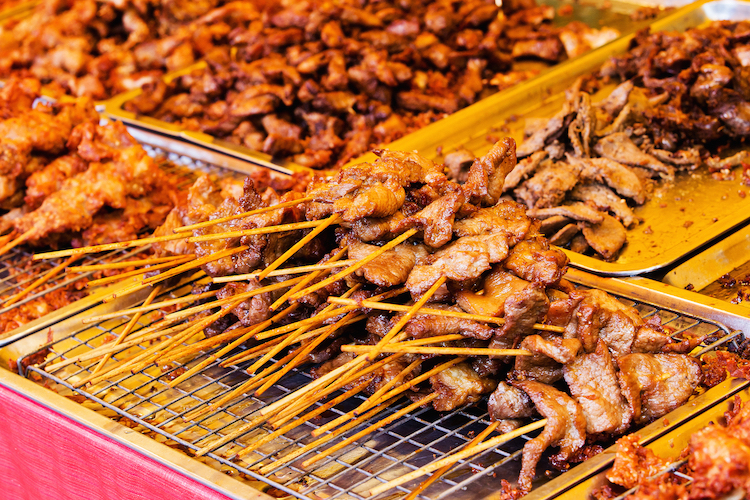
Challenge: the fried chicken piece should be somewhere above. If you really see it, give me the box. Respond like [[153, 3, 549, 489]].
[[688, 425, 750, 499], [617, 353, 702, 424], [564, 341, 632, 435], [606, 434, 667, 489], [511, 380, 587, 493], [430, 362, 497, 411], [23, 155, 88, 210]]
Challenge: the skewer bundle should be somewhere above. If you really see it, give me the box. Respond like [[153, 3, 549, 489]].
[[38, 139, 712, 496]]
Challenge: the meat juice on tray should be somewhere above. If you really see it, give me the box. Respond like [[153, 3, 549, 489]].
[[451, 21, 750, 261]]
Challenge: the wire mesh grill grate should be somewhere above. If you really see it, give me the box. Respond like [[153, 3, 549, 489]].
[[17, 284, 741, 500]]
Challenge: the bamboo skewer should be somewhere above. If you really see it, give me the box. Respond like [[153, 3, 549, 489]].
[[368, 419, 548, 496], [256, 213, 339, 281], [34, 232, 190, 260], [258, 397, 398, 475], [310, 358, 422, 438], [4, 254, 79, 307], [234, 380, 371, 459], [186, 220, 327, 244], [302, 393, 438, 468], [82, 289, 219, 324], [0, 229, 34, 256], [327, 297, 566, 334], [288, 228, 418, 302], [404, 421, 502, 500], [215, 259, 356, 284], [360, 276, 446, 365], [269, 247, 349, 310], [68, 255, 191, 272], [84, 255, 194, 288], [341, 345, 532, 357], [174, 196, 314, 233], [76, 285, 164, 386]]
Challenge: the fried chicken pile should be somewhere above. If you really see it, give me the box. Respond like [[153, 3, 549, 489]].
[[0, 0, 260, 99], [124, 0, 619, 169], [151, 139, 707, 493], [455, 21, 750, 260], [0, 77, 179, 248], [601, 393, 750, 500]]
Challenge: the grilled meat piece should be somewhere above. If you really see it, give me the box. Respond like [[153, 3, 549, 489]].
[[488, 381, 536, 421], [570, 184, 638, 228], [457, 267, 530, 317], [617, 353, 702, 424], [348, 240, 416, 287], [405, 305, 495, 340], [594, 133, 674, 181], [504, 236, 568, 286], [514, 334, 582, 384], [528, 203, 604, 224], [564, 340, 631, 435], [580, 213, 627, 260], [515, 162, 581, 209], [216, 279, 272, 327], [511, 380, 587, 493], [430, 362, 497, 412], [517, 101, 574, 157], [453, 199, 533, 246], [464, 138, 517, 205], [504, 151, 547, 191], [567, 155, 645, 204]]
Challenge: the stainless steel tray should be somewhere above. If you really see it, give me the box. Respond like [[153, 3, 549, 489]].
[[4, 269, 748, 500], [101, 0, 662, 177], [663, 222, 750, 309], [358, 0, 750, 277]]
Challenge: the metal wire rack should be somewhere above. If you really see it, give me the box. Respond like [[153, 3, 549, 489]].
[[17, 282, 742, 500], [0, 146, 240, 335]]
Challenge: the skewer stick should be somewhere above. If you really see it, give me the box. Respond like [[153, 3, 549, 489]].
[[174, 196, 314, 233], [85, 255, 194, 288], [235, 380, 370, 459], [302, 393, 438, 468], [33, 232, 190, 260], [396, 334, 464, 346], [168, 301, 302, 386], [68, 255, 191, 272], [0, 229, 34, 256], [253, 305, 358, 341], [404, 421, 502, 500], [213, 259, 357, 284], [254, 310, 363, 397], [361, 276, 446, 364], [256, 214, 340, 281], [368, 419, 548, 497], [85, 285, 163, 381], [327, 297, 566, 334], [161, 276, 303, 323], [269, 247, 349, 310], [311, 359, 422, 438], [267, 353, 406, 429], [82, 289, 219, 324], [258, 397, 397, 475], [4, 254, 79, 307], [288, 228, 418, 302], [341, 345, 532, 357], [186, 220, 327, 244], [248, 284, 360, 378]]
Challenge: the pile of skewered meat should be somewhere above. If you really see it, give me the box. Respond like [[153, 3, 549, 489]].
[[124, 0, 619, 169], [598, 388, 750, 500], [0, 77, 179, 248], [456, 20, 750, 260], [149, 138, 706, 493], [0, 0, 260, 99]]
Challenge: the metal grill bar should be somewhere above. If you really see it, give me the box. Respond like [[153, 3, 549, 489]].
[[18, 283, 737, 500]]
